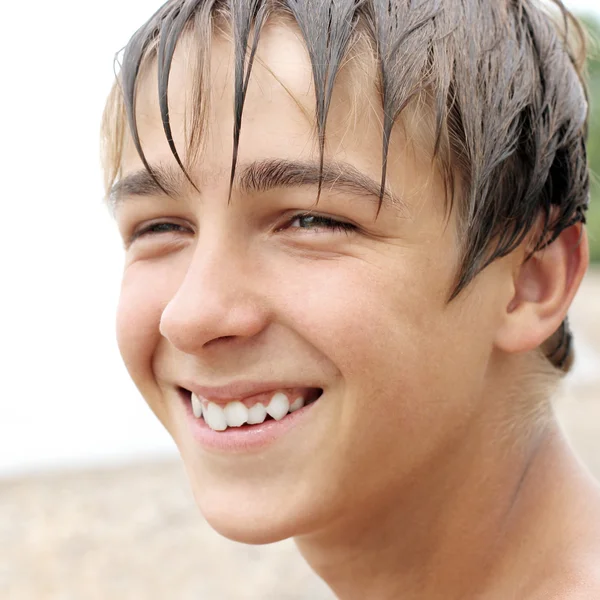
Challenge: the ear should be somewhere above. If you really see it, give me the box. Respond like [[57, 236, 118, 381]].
[[494, 223, 589, 356]]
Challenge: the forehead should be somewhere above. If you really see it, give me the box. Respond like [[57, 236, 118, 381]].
[[124, 19, 442, 205]]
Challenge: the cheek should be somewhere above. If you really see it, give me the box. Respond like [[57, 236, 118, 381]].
[[283, 252, 491, 440], [116, 263, 176, 392], [279, 251, 452, 380]]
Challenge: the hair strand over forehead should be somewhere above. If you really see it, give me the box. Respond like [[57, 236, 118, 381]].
[[156, 0, 205, 192], [285, 0, 363, 198], [229, 0, 270, 200]]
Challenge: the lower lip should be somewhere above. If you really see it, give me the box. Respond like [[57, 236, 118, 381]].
[[182, 394, 320, 453]]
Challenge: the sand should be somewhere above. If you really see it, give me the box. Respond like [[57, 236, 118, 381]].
[[2, 271, 598, 600]]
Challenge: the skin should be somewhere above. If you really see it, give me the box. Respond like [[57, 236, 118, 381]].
[[112, 22, 600, 600]]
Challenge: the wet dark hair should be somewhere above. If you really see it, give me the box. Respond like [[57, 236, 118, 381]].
[[102, 0, 591, 372]]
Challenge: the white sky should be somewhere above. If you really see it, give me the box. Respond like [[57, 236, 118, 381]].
[[0, 0, 597, 479], [567, 0, 600, 16]]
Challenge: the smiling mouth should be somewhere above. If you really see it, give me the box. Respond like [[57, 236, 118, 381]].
[[180, 387, 323, 432]]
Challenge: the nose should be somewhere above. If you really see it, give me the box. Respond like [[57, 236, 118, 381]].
[[159, 237, 269, 354]]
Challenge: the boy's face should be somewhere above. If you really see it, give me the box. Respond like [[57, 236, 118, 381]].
[[114, 24, 513, 543]]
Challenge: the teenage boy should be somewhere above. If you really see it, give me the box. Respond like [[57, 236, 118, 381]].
[[102, 1, 600, 597]]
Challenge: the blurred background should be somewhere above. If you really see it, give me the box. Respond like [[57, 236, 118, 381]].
[[0, 1, 598, 598]]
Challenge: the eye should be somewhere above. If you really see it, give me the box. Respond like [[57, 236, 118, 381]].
[[130, 220, 191, 244], [284, 213, 357, 234]]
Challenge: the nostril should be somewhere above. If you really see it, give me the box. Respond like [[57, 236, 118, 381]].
[[204, 335, 237, 349]]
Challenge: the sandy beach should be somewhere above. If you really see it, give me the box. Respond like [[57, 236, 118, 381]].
[[2, 271, 599, 600]]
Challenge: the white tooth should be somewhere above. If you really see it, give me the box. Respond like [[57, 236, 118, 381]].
[[224, 401, 248, 428], [204, 402, 228, 431], [247, 403, 267, 425], [267, 392, 290, 421], [191, 394, 203, 419], [289, 397, 305, 413]]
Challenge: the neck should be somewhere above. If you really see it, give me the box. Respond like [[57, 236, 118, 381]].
[[294, 380, 594, 599]]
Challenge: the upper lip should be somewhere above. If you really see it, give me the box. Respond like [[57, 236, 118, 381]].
[[180, 380, 319, 402]]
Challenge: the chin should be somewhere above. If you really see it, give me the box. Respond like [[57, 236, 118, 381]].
[[175, 434, 329, 545], [206, 514, 293, 545], [194, 489, 304, 545], [186, 466, 335, 546]]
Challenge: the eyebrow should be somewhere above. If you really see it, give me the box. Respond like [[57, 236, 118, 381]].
[[110, 158, 405, 213]]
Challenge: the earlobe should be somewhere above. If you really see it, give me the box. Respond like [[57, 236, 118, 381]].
[[494, 224, 589, 356]]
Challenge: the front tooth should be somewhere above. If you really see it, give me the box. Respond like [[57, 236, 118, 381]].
[[267, 392, 290, 421], [224, 401, 248, 428], [191, 394, 203, 419], [204, 402, 227, 431], [247, 403, 267, 425], [289, 397, 305, 413]]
